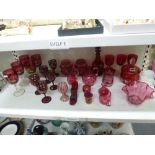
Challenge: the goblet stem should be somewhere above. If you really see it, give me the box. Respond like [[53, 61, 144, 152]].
[[44, 76, 50, 84], [13, 84, 25, 97], [15, 84, 18, 91], [35, 90, 40, 95], [36, 67, 39, 74], [60, 93, 69, 102], [50, 81, 57, 90], [52, 69, 59, 76], [52, 69, 55, 74], [19, 74, 30, 87], [41, 93, 52, 104]]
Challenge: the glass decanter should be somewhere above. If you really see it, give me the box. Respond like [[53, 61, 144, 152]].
[[92, 47, 104, 76]]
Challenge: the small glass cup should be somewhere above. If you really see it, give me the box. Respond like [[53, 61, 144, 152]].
[[99, 86, 111, 106], [84, 92, 93, 104]]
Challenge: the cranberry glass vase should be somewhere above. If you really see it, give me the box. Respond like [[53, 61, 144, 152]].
[[122, 81, 155, 105]]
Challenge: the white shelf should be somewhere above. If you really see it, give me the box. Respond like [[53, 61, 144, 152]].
[[0, 77, 155, 123], [0, 25, 155, 52]]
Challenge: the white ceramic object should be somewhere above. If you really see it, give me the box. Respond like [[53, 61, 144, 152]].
[[140, 76, 155, 88], [0, 124, 18, 135], [140, 70, 155, 79], [103, 19, 155, 34]]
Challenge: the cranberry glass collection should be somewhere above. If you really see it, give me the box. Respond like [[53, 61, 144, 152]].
[[2, 48, 155, 106], [3, 60, 25, 97]]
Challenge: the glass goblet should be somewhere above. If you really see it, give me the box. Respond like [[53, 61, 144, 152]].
[[39, 65, 50, 84], [37, 80, 51, 104], [105, 55, 115, 67], [58, 82, 69, 102], [46, 71, 57, 90], [3, 68, 25, 97], [19, 54, 30, 68], [60, 59, 73, 76], [48, 59, 59, 76], [19, 54, 36, 86], [25, 63, 36, 75], [31, 54, 42, 74], [11, 61, 25, 95], [31, 54, 42, 67], [98, 86, 111, 106], [116, 54, 127, 67], [29, 74, 40, 95], [11, 60, 24, 75], [75, 59, 88, 76]]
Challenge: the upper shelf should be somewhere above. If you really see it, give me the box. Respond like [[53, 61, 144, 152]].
[[0, 25, 155, 52]]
